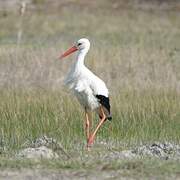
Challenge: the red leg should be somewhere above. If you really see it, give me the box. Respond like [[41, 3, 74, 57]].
[[85, 110, 91, 142], [87, 106, 106, 147]]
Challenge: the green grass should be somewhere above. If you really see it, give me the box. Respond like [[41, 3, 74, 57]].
[[0, 156, 179, 179], [0, 88, 179, 150]]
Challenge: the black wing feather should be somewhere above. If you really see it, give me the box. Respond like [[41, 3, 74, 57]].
[[96, 95, 112, 120]]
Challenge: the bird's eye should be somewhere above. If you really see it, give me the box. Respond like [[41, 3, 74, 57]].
[[78, 43, 82, 46]]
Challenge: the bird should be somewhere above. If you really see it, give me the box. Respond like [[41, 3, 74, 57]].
[[59, 38, 112, 148]]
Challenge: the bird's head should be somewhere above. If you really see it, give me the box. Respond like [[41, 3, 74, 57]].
[[59, 38, 90, 59]]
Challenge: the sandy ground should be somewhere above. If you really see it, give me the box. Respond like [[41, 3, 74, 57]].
[[1, 139, 179, 180]]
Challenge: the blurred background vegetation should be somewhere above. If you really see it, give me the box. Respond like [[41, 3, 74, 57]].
[[0, 0, 179, 150]]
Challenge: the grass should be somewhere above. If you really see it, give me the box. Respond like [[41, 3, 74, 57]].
[[0, 0, 180, 178], [0, 156, 179, 179], [0, 88, 179, 150]]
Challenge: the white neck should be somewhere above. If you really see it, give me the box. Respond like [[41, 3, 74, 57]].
[[70, 49, 88, 73], [76, 49, 87, 66]]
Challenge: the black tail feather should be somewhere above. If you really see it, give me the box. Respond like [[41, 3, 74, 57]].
[[96, 95, 112, 121]]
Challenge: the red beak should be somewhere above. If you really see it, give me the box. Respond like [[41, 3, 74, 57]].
[[59, 46, 78, 59]]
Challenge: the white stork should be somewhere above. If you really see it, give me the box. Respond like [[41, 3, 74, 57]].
[[59, 38, 112, 148]]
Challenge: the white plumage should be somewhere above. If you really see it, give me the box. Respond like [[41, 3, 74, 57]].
[[60, 38, 111, 148], [64, 38, 109, 111]]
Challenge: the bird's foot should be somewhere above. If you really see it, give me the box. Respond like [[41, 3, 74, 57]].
[[87, 135, 95, 147]]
